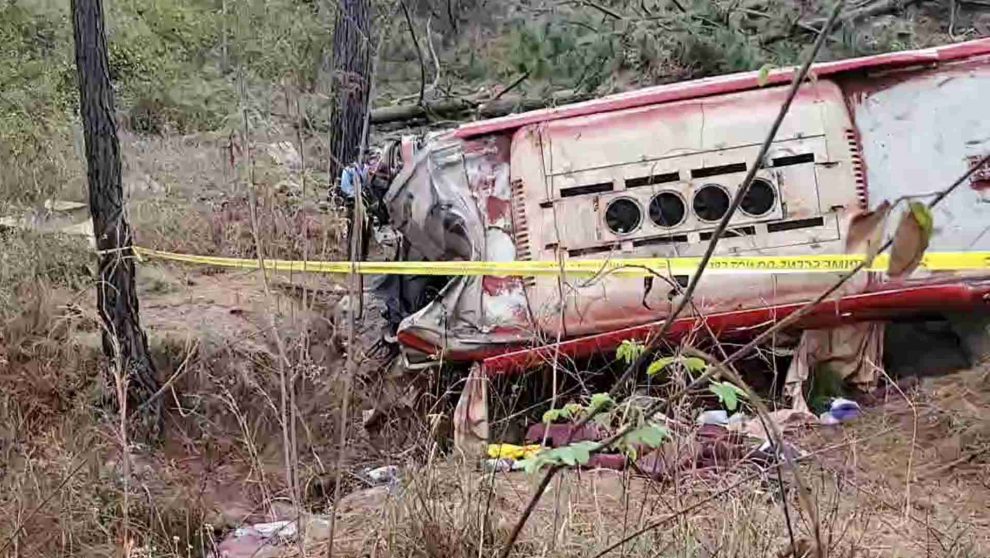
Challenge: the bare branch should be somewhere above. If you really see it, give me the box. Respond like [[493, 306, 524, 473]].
[[399, 0, 426, 106]]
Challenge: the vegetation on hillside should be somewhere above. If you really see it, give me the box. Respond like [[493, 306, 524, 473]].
[[2, 0, 972, 208]]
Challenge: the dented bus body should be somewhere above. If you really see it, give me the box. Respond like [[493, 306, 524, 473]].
[[382, 39, 990, 374]]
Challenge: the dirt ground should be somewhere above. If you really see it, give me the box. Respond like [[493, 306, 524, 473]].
[[131, 264, 990, 558], [299, 363, 990, 558], [2, 261, 989, 557]]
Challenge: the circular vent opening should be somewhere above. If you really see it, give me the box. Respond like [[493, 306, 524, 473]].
[[604, 198, 643, 235], [692, 184, 730, 222], [649, 192, 686, 228], [741, 178, 776, 217]]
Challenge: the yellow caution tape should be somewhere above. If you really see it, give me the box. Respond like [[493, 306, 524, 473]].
[[132, 247, 990, 277]]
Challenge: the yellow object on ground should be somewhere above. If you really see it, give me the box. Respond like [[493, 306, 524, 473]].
[[487, 443, 541, 460]]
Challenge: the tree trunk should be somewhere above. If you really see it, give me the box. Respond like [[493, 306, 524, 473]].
[[328, 0, 372, 183], [71, 0, 162, 438]]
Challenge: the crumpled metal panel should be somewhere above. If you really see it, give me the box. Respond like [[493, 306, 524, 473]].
[[385, 134, 530, 367]]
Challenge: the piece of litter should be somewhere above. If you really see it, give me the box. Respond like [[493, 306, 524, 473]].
[[233, 520, 296, 539], [483, 458, 517, 472], [819, 411, 841, 426], [364, 465, 400, 485], [829, 397, 861, 421], [696, 410, 729, 426], [487, 443, 541, 460]]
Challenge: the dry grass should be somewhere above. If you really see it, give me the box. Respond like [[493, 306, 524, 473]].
[[3, 106, 988, 558], [4, 260, 990, 558], [130, 192, 348, 263], [0, 267, 355, 557], [3, 194, 989, 558]]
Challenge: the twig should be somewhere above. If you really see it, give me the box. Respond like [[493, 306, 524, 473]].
[[489, 71, 530, 103], [425, 15, 441, 92], [500, 7, 845, 558], [135, 339, 201, 413], [399, 1, 425, 105], [239, 73, 302, 529], [874, 363, 918, 521], [610, 0, 848, 397], [716, 151, 990, 375], [594, 422, 911, 557], [684, 346, 825, 555], [495, 7, 848, 554], [506, 23, 990, 558], [918, 445, 990, 479], [583, 0, 623, 19]]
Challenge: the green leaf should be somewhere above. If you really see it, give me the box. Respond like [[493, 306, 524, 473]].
[[909, 202, 934, 238], [588, 392, 614, 413], [542, 408, 568, 423], [556, 447, 579, 466], [521, 441, 599, 474], [517, 456, 544, 475], [564, 403, 584, 417], [709, 381, 746, 411], [647, 356, 675, 377], [757, 63, 775, 87], [616, 339, 646, 364], [683, 357, 707, 374], [624, 424, 670, 448], [647, 356, 707, 377], [554, 441, 597, 466], [543, 402, 588, 424]]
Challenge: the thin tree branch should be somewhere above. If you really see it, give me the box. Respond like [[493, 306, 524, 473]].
[[609, 0, 848, 398], [399, 0, 426, 105], [583, 0, 623, 19], [499, 7, 990, 555], [490, 71, 530, 102], [718, 152, 990, 374]]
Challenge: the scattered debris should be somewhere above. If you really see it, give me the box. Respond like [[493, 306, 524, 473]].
[[362, 465, 400, 486], [487, 443, 541, 461], [819, 397, 862, 425], [484, 458, 522, 472], [728, 409, 818, 442], [696, 410, 730, 426], [216, 515, 330, 558]]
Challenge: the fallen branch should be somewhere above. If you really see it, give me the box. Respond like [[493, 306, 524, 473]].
[[804, 0, 920, 29], [369, 89, 588, 124]]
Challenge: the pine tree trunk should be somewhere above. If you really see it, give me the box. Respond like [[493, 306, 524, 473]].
[[71, 0, 162, 438], [328, 0, 372, 183]]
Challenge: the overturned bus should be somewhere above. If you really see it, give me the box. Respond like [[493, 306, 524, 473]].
[[375, 38, 990, 378]]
